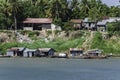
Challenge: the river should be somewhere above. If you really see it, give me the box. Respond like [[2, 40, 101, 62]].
[[0, 58, 120, 80]]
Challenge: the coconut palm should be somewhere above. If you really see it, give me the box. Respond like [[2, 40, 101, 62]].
[[8, 0, 20, 30], [80, 0, 90, 18], [0, 0, 13, 29], [70, 0, 81, 19], [35, 0, 48, 17]]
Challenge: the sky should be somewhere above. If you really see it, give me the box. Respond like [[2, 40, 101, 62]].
[[68, 0, 120, 6], [102, 0, 120, 6]]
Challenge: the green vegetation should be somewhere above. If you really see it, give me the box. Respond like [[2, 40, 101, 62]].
[[0, 35, 85, 54], [0, 0, 120, 55], [0, 0, 120, 29], [0, 30, 120, 55], [107, 21, 120, 37], [91, 32, 105, 49], [91, 32, 120, 54]]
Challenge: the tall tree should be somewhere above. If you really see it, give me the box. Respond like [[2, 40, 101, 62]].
[[0, 0, 12, 29], [46, 0, 63, 26], [80, 0, 90, 18], [35, 0, 48, 17], [109, 6, 120, 17], [70, 0, 81, 19], [60, 0, 69, 21], [49, 0, 62, 19], [7, 0, 20, 30]]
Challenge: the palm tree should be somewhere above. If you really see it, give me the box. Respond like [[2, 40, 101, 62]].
[[35, 0, 48, 17], [80, 0, 90, 18], [59, 0, 69, 21], [70, 0, 81, 19], [8, 0, 20, 31], [50, 0, 62, 19], [0, 0, 12, 16], [0, 0, 13, 29]]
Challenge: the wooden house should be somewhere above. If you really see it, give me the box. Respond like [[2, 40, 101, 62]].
[[6, 47, 26, 57], [23, 48, 36, 57], [83, 18, 97, 30], [35, 48, 55, 57], [70, 19, 83, 30], [69, 48, 83, 57], [22, 18, 52, 31]]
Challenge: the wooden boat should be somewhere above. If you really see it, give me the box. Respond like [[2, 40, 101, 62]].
[[86, 55, 108, 59], [67, 56, 90, 59], [67, 55, 107, 59], [0, 55, 11, 58]]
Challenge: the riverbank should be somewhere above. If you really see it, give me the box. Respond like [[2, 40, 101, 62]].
[[0, 30, 120, 55]]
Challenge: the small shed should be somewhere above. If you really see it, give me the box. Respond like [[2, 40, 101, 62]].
[[35, 48, 55, 57], [85, 49, 102, 56], [6, 47, 25, 57], [6, 48, 18, 57], [23, 48, 36, 57], [23, 18, 52, 31], [70, 19, 83, 30], [97, 20, 107, 31], [69, 48, 83, 57]]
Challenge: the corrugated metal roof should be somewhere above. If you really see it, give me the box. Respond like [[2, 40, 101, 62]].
[[97, 20, 107, 25], [86, 49, 102, 54], [11, 47, 25, 51], [70, 19, 83, 23], [83, 18, 96, 23], [23, 18, 52, 24], [24, 48, 36, 53], [38, 48, 54, 52]]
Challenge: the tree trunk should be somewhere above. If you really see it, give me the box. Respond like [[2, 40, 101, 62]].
[[14, 12, 17, 41], [14, 13, 17, 31]]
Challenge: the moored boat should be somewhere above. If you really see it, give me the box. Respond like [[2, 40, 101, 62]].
[[67, 55, 107, 59], [0, 55, 11, 58]]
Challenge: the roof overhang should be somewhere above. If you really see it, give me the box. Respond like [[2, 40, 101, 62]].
[[23, 18, 52, 24]]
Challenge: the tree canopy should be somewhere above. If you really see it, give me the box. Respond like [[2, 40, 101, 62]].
[[0, 0, 120, 29]]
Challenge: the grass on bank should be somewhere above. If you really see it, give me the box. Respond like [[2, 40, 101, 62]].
[[0, 30, 120, 55], [91, 32, 120, 54], [0, 37, 85, 54]]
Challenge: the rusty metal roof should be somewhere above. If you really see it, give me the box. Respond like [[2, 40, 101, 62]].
[[8, 47, 25, 51], [70, 19, 83, 23], [23, 18, 52, 24]]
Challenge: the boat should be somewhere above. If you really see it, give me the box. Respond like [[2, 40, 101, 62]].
[[67, 56, 89, 59], [67, 55, 108, 59], [0, 55, 11, 58], [86, 55, 108, 59]]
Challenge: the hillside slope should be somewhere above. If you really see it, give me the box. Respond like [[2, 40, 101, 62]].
[[0, 30, 120, 55]]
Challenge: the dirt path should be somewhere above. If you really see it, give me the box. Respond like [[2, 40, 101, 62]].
[[82, 31, 94, 50]]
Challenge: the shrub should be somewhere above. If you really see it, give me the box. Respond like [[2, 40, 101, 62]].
[[55, 30, 61, 34], [108, 21, 120, 36], [91, 32, 106, 49], [47, 30, 52, 35], [20, 30, 31, 35], [62, 22, 74, 31], [34, 31, 40, 36]]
